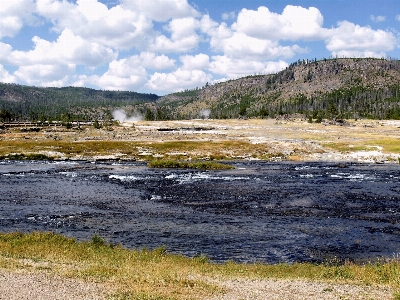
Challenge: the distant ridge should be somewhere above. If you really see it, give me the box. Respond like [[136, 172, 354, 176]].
[[1, 58, 400, 122], [157, 58, 400, 120], [0, 84, 159, 122]]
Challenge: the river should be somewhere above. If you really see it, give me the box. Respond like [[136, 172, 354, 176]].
[[0, 160, 399, 264]]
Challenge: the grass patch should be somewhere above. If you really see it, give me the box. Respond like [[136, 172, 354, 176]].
[[148, 159, 235, 170], [0, 232, 399, 299], [324, 138, 400, 154], [324, 142, 368, 153], [0, 139, 279, 161], [368, 138, 400, 153]]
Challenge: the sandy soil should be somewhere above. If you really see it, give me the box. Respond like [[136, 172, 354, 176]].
[[209, 278, 394, 300], [0, 269, 395, 300], [0, 269, 109, 300]]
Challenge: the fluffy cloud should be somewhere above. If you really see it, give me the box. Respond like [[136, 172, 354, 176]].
[[325, 21, 397, 58], [0, 43, 13, 63], [0, 0, 37, 39], [216, 32, 307, 60], [232, 6, 325, 41], [209, 56, 287, 78], [146, 69, 211, 93], [149, 17, 201, 52], [84, 57, 149, 91], [9, 29, 116, 67], [396, 15, 400, 21], [180, 54, 210, 70], [36, 0, 154, 51], [120, 0, 199, 22], [134, 52, 176, 70], [203, 7, 313, 61], [0, 65, 17, 83], [14, 64, 75, 87]]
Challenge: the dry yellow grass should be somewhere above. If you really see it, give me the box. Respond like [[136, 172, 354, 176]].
[[0, 232, 399, 300], [1, 119, 399, 164]]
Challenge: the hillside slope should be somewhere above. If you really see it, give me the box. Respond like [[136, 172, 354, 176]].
[[0, 84, 159, 121], [1, 58, 400, 122], [158, 58, 400, 120]]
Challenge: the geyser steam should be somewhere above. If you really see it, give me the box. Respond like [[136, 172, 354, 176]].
[[199, 109, 211, 119], [112, 109, 143, 123]]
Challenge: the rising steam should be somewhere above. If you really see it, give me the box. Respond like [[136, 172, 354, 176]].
[[112, 109, 143, 123], [199, 109, 211, 119]]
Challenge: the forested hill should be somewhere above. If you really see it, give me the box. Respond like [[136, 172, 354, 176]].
[[1, 58, 400, 122], [157, 58, 400, 120], [0, 84, 159, 122]]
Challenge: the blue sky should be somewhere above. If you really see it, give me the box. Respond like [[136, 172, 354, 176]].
[[0, 0, 399, 95]]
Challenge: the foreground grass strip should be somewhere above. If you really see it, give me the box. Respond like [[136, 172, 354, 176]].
[[0, 232, 399, 299], [148, 159, 235, 170]]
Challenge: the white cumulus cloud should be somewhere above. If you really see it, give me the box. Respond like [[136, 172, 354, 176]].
[[0, 0, 37, 39], [36, 0, 154, 51], [84, 57, 149, 91], [325, 21, 396, 58], [232, 6, 325, 41], [209, 56, 288, 78], [180, 54, 210, 70], [146, 69, 211, 93], [120, 0, 199, 22], [9, 29, 116, 67], [149, 17, 201, 52], [0, 65, 17, 83], [14, 64, 75, 87], [135, 52, 176, 70]]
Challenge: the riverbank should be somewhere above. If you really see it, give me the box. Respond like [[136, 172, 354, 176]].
[[1, 119, 399, 164], [0, 232, 398, 300]]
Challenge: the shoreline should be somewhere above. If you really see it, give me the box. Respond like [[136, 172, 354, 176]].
[[0, 119, 399, 164], [0, 232, 398, 300]]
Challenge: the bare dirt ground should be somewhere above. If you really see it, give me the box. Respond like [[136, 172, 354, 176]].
[[0, 269, 109, 300], [0, 268, 395, 300], [208, 278, 394, 300]]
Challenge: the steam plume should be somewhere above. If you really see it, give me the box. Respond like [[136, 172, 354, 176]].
[[112, 109, 143, 123]]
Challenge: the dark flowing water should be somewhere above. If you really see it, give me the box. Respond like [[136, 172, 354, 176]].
[[0, 160, 399, 264]]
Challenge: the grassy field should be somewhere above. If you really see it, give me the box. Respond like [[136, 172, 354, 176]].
[[0, 232, 399, 299], [0, 119, 399, 163]]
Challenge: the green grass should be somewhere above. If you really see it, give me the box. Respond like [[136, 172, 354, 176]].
[[148, 159, 235, 170], [0, 139, 281, 161], [0, 232, 399, 299], [324, 138, 400, 154]]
